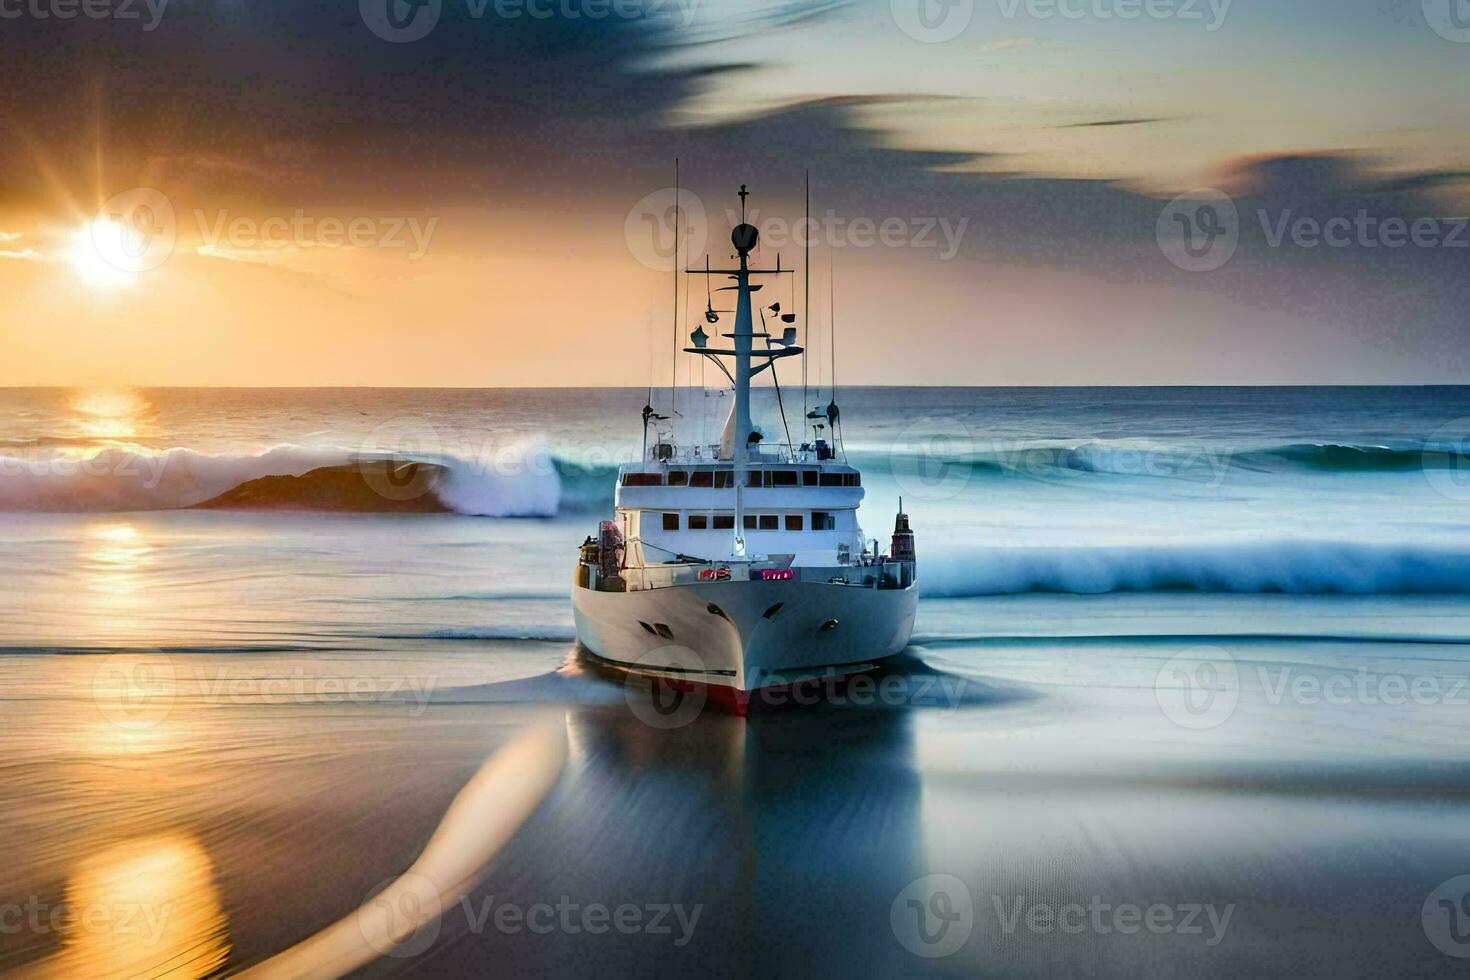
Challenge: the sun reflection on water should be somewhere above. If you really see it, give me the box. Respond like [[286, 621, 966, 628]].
[[89, 523, 149, 570], [82, 522, 154, 604], [66, 388, 153, 450], [29, 833, 231, 979]]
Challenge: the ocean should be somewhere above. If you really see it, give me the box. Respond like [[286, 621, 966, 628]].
[[2, 385, 1469, 976]]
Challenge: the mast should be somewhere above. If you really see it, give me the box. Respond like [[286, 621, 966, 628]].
[[802, 171, 810, 439], [730, 185, 756, 558], [671, 158, 679, 420], [680, 184, 801, 559]]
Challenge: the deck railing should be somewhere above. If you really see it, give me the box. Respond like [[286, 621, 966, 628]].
[[647, 443, 821, 465], [584, 558, 914, 594]]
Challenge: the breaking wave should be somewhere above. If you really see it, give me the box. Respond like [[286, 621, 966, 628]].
[[921, 540, 1470, 597], [876, 440, 1465, 482], [0, 445, 582, 516]]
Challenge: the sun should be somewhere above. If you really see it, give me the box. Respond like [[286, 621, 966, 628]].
[[71, 218, 138, 289]]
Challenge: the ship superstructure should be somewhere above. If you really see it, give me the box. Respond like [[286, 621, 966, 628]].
[[572, 183, 917, 709]]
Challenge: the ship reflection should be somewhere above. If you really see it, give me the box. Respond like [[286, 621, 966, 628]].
[[423, 694, 927, 975]]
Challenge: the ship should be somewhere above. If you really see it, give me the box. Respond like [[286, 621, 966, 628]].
[[572, 182, 917, 713]]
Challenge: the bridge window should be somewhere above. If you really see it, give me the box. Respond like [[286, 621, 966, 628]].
[[785, 514, 804, 531], [713, 514, 734, 530], [667, 470, 689, 486], [688, 514, 708, 530], [743, 515, 757, 530], [770, 470, 799, 487], [714, 471, 734, 488], [812, 511, 836, 530], [623, 472, 662, 486], [662, 513, 679, 531], [759, 515, 779, 531], [690, 471, 713, 488], [802, 470, 818, 486], [845, 473, 861, 487], [819, 473, 843, 487]]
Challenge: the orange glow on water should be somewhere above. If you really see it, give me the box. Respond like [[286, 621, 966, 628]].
[[69, 388, 149, 445], [30, 833, 231, 979]]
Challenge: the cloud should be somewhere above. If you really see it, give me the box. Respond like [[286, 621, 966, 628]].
[[975, 36, 1036, 51], [0, 4, 1465, 376], [0, 230, 38, 259], [0, 0, 822, 209], [1055, 117, 1173, 129]]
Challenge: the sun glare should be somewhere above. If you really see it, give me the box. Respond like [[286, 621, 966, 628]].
[[71, 218, 137, 289]]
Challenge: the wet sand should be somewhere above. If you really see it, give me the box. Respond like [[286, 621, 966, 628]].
[[5, 634, 1470, 977]]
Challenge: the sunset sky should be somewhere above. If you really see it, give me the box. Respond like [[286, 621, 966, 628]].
[[1, 0, 1467, 386]]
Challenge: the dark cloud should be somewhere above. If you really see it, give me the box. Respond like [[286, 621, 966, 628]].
[[1, 2, 1464, 372], [1054, 117, 1172, 128], [0, 0, 792, 206]]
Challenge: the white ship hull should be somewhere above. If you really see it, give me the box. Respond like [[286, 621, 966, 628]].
[[572, 578, 917, 698]]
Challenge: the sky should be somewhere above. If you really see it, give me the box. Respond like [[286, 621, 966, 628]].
[[0, 0, 1467, 386]]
